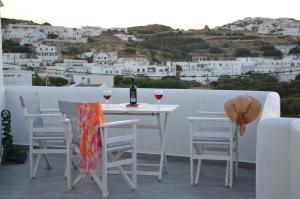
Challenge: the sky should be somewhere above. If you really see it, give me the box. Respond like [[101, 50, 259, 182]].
[[1, 0, 300, 30]]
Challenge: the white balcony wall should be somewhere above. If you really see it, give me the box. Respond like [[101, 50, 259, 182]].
[[0, 5, 5, 161], [5, 86, 280, 163], [257, 118, 300, 199]]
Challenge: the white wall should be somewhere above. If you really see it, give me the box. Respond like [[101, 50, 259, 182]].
[[257, 118, 300, 199], [4, 86, 279, 163], [73, 74, 114, 87], [0, 5, 5, 161]]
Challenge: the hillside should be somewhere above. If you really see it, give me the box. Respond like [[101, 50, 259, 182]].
[[3, 17, 300, 63], [1, 17, 51, 28], [123, 24, 299, 63]]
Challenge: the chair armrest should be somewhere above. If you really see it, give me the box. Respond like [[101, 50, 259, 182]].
[[40, 108, 60, 113], [100, 119, 139, 128], [24, 113, 62, 118], [188, 117, 230, 122], [197, 111, 227, 116]]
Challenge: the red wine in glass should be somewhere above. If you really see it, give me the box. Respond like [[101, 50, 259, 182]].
[[154, 90, 163, 105], [103, 94, 111, 100], [155, 94, 163, 100], [103, 89, 112, 106]]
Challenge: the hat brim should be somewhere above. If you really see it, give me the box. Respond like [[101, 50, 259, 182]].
[[224, 96, 261, 124]]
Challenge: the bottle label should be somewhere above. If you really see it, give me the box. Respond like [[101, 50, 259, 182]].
[[130, 90, 137, 104]]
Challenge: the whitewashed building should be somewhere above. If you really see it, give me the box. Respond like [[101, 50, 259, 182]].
[[73, 74, 114, 87], [116, 57, 150, 66], [34, 43, 58, 63], [275, 45, 297, 55], [93, 52, 118, 65], [114, 33, 143, 42], [58, 28, 87, 43], [3, 63, 32, 86], [282, 28, 300, 36], [81, 26, 102, 37], [3, 53, 27, 65]]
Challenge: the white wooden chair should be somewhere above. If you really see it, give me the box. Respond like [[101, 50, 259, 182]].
[[19, 92, 67, 179], [58, 100, 138, 198], [188, 111, 238, 187]]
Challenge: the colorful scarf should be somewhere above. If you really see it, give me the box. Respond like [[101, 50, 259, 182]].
[[77, 102, 105, 175]]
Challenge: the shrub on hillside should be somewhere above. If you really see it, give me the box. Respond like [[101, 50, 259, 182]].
[[209, 47, 223, 54], [234, 48, 252, 57], [289, 47, 300, 54]]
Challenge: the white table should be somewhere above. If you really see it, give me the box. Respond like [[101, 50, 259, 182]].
[[103, 103, 179, 181]]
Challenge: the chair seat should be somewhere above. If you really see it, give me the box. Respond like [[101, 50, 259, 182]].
[[107, 141, 132, 148], [193, 136, 230, 142], [33, 131, 65, 138]]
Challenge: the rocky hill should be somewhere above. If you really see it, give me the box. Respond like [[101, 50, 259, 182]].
[[219, 17, 300, 35], [1, 17, 51, 28], [3, 17, 300, 63]]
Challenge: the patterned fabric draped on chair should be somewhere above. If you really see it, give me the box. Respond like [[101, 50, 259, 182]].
[[77, 102, 105, 175]]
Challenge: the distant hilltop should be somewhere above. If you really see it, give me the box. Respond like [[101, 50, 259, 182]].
[[218, 17, 300, 36], [1, 18, 51, 28], [2, 17, 300, 36]]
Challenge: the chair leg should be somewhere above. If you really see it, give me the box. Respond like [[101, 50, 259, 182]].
[[234, 149, 239, 178], [33, 153, 41, 178], [102, 148, 108, 198], [118, 166, 135, 189], [40, 141, 51, 169], [190, 157, 194, 185], [29, 146, 34, 179], [42, 154, 52, 169], [229, 150, 233, 188], [90, 170, 109, 198], [195, 145, 204, 185], [163, 153, 169, 173], [195, 159, 202, 185], [132, 145, 137, 189], [66, 146, 72, 190], [225, 160, 229, 186]]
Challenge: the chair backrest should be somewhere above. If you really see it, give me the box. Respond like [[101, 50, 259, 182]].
[[197, 111, 235, 137], [58, 100, 79, 143], [19, 92, 43, 128]]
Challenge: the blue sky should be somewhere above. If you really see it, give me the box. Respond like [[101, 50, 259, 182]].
[[2, 0, 300, 29]]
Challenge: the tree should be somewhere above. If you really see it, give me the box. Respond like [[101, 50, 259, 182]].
[[49, 77, 68, 86], [47, 33, 58, 39], [258, 44, 282, 58], [42, 22, 52, 26], [295, 73, 300, 81], [263, 49, 282, 58], [32, 74, 68, 86], [3, 39, 32, 53], [209, 46, 223, 54], [114, 76, 201, 89], [289, 47, 300, 55], [32, 73, 46, 86], [204, 25, 210, 31], [234, 48, 252, 57], [123, 48, 136, 55], [176, 65, 182, 77]]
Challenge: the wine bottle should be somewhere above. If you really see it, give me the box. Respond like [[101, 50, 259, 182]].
[[129, 78, 137, 104]]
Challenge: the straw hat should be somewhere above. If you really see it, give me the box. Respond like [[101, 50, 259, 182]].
[[224, 95, 261, 136]]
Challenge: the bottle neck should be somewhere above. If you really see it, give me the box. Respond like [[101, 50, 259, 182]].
[[131, 78, 135, 85]]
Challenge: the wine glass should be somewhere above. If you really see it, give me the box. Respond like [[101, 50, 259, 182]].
[[154, 90, 163, 106], [102, 89, 112, 107]]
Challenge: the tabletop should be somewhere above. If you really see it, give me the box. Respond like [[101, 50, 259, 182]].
[[102, 103, 179, 114]]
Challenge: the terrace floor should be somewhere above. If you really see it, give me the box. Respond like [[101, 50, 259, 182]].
[[0, 155, 255, 199]]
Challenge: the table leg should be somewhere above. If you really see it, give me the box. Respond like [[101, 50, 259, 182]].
[[162, 113, 169, 173], [157, 113, 169, 181]]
